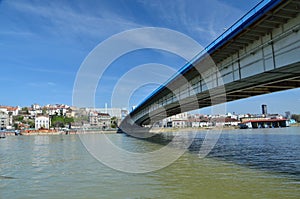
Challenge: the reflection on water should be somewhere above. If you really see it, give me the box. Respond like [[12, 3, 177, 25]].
[[0, 127, 299, 198], [32, 136, 50, 167], [141, 128, 300, 179], [0, 175, 15, 179], [207, 128, 300, 178]]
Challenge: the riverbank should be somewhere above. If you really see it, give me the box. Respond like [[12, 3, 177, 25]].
[[150, 126, 238, 133], [290, 123, 300, 127], [3, 123, 299, 136], [3, 129, 118, 136]]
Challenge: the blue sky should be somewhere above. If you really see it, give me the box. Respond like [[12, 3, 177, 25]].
[[0, 0, 299, 115]]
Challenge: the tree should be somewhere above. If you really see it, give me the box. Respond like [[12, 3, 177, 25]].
[[110, 117, 118, 128], [51, 116, 64, 128], [42, 107, 47, 115], [74, 115, 88, 123], [64, 117, 74, 124], [15, 115, 24, 122], [13, 123, 19, 130], [28, 120, 35, 128], [291, 114, 300, 122], [21, 107, 29, 115], [51, 115, 74, 128]]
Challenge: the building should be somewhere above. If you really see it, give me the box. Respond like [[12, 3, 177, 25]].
[[0, 106, 20, 116], [224, 118, 239, 126], [43, 104, 70, 116], [262, 104, 267, 115], [0, 111, 9, 129], [240, 118, 289, 128], [89, 111, 99, 126], [285, 111, 291, 119], [172, 119, 188, 128], [89, 111, 111, 129], [31, 104, 41, 110], [98, 113, 111, 129], [29, 108, 43, 116], [189, 118, 211, 128], [35, 116, 50, 130], [86, 108, 128, 120], [162, 112, 189, 128], [65, 107, 77, 118]]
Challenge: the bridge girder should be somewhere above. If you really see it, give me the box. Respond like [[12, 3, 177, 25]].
[[124, 0, 300, 128]]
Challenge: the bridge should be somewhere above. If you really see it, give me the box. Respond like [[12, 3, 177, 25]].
[[120, 0, 300, 132]]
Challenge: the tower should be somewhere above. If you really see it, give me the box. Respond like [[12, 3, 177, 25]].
[[262, 104, 267, 115]]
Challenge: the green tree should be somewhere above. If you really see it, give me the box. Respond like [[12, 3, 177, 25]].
[[64, 117, 74, 124], [21, 107, 29, 115], [51, 116, 64, 127], [291, 114, 300, 122], [74, 115, 89, 123], [42, 107, 47, 115], [51, 116, 74, 128], [28, 120, 35, 128], [14, 115, 24, 122], [110, 117, 118, 128], [13, 123, 19, 130]]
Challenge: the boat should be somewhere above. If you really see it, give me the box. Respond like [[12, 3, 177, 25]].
[[0, 132, 6, 139], [238, 123, 249, 129]]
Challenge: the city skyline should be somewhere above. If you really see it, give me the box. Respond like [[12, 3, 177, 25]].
[[1, 0, 299, 114], [0, 98, 297, 117]]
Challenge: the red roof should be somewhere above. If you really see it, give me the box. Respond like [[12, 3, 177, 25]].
[[0, 106, 18, 111], [7, 107, 18, 111], [242, 118, 287, 123]]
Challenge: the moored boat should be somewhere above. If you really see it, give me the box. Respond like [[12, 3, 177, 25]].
[[0, 132, 6, 139]]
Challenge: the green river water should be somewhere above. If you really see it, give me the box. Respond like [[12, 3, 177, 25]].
[[0, 127, 299, 199]]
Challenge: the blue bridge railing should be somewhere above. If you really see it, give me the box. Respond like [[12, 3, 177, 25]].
[[131, 0, 282, 114]]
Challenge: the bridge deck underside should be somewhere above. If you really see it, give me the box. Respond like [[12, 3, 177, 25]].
[[129, 0, 300, 126], [137, 63, 300, 125], [211, 0, 300, 63]]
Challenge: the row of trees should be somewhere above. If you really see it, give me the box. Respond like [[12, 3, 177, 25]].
[[51, 116, 74, 128], [13, 115, 75, 130], [291, 114, 300, 122], [13, 115, 35, 129], [11, 109, 119, 129]]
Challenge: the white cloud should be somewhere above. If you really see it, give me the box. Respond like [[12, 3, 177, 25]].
[[0, 30, 35, 37], [136, 0, 244, 45], [4, 0, 246, 55], [7, 1, 143, 41], [24, 67, 75, 76], [6, 0, 245, 47], [28, 81, 56, 88], [47, 82, 56, 86]]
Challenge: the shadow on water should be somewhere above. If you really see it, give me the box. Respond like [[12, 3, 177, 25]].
[[125, 132, 173, 146], [0, 176, 16, 180], [127, 131, 300, 180], [204, 133, 300, 180]]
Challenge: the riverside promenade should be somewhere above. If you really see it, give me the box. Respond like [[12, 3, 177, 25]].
[[2, 129, 118, 136]]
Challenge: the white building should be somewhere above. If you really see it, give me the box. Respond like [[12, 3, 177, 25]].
[[43, 104, 70, 116], [35, 116, 50, 130], [86, 108, 128, 120], [0, 111, 9, 129], [29, 109, 43, 116], [89, 111, 99, 126], [190, 118, 211, 128], [32, 104, 41, 110], [89, 111, 111, 129], [172, 119, 188, 128], [162, 112, 189, 128], [0, 106, 20, 116], [171, 112, 188, 120]]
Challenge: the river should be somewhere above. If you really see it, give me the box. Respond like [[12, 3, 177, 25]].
[[0, 127, 299, 199]]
